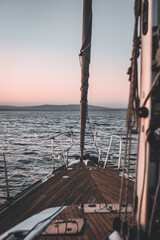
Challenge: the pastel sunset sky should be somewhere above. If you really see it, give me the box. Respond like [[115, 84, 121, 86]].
[[0, 0, 134, 108]]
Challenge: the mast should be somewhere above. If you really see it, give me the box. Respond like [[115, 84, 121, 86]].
[[80, 0, 92, 161], [136, 0, 160, 236]]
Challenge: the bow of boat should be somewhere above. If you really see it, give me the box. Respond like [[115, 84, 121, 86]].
[[0, 160, 134, 239]]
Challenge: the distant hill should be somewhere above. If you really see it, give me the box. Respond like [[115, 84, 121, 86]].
[[0, 104, 124, 111]]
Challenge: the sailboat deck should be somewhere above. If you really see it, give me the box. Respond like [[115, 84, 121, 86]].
[[0, 161, 134, 238], [39, 205, 130, 240]]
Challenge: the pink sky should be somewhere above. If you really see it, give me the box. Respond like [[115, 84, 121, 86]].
[[0, 46, 129, 107], [0, 0, 133, 108]]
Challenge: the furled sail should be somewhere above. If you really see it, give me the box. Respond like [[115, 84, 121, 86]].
[[80, 0, 92, 160]]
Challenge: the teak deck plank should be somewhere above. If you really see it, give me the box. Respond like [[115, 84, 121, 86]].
[[0, 161, 134, 239], [39, 205, 126, 240]]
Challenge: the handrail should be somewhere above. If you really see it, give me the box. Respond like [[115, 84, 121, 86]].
[[94, 131, 122, 172], [0, 151, 51, 201], [0, 132, 74, 202], [0, 139, 53, 201], [51, 131, 74, 173]]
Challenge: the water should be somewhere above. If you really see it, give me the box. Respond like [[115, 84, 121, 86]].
[[0, 110, 137, 200]]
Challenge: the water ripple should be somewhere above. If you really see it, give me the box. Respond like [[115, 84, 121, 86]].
[[0, 110, 137, 200]]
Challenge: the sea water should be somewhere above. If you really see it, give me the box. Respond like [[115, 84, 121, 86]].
[[0, 110, 137, 199]]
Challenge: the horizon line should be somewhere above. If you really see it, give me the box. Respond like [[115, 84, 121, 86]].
[[0, 103, 127, 109]]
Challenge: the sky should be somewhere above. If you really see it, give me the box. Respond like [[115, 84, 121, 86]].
[[0, 0, 134, 108]]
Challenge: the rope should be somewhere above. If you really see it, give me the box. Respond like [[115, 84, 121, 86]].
[[119, 130, 129, 217], [119, 0, 141, 220], [131, 68, 159, 225], [131, 118, 140, 226], [148, 174, 160, 236], [119, 67, 160, 232], [124, 131, 132, 220], [126, 0, 141, 132], [142, 71, 160, 107]]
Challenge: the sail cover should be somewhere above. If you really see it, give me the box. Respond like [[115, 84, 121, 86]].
[[80, 0, 92, 160]]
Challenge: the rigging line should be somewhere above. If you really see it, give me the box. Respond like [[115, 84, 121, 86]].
[[127, 42, 139, 131], [120, 58, 136, 214], [119, 130, 129, 217], [124, 130, 132, 221], [120, 0, 141, 221], [126, 0, 141, 132], [148, 173, 160, 236], [132, 118, 140, 227], [142, 71, 160, 107]]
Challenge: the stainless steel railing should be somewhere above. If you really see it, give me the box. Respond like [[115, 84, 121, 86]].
[[0, 147, 47, 201], [0, 131, 74, 202], [51, 131, 74, 173], [94, 131, 122, 172]]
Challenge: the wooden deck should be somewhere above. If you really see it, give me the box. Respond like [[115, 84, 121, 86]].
[[0, 161, 134, 239], [39, 205, 130, 240]]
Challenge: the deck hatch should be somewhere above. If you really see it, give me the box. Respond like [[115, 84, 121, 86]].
[[42, 218, 85, 235], [81, 203, 132, 213]]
